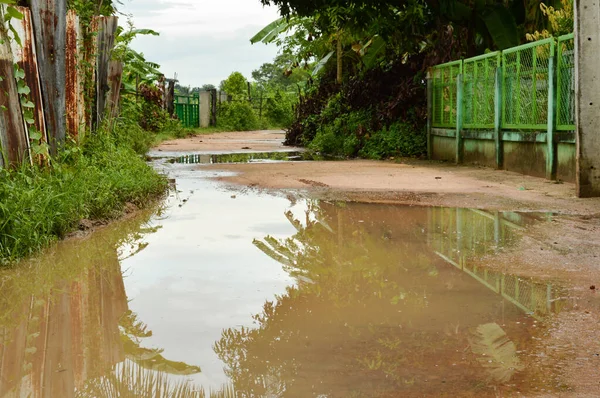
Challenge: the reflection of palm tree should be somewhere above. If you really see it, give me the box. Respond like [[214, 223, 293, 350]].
[[76, 311, 235, 397], [469, 323, 523, 383], [75, 360, 235, 398], [119, 310, 202, 376], [217, 202, 535, 396]]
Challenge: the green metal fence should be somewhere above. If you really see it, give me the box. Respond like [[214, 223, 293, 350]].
[[175, 95, 200, 128], [431, 60, 462, 128], [556, 34, 576, 131], [502, 38, 554, 130], [463, 52, 501, 129], [429, 35, 575, 133]]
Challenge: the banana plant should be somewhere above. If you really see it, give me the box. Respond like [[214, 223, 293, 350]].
[[113, 21, 162, 94]]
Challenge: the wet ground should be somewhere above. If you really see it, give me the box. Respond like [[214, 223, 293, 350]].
[[0, 144, 599, 397]]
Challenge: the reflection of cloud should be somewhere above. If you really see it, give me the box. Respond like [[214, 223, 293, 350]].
[[118, 0, 280, 86]]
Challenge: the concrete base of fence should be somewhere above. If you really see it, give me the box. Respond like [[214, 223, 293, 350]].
[[430, 130, 577, 183]]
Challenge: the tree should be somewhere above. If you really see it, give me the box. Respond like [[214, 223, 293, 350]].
[[202, 84, 216, 91], [222, 72, 248, 98], [252, 54, 309, 89]]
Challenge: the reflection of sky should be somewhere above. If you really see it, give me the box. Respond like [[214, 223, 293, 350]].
[[121, 170, 304, 388]]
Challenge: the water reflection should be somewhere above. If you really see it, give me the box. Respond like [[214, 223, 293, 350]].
[[0, 186, 568, 397], [215, 202, 565, 397], [0, 209, 203, 398], [170, 151, 324, 165], [429, 208, 564, 318]]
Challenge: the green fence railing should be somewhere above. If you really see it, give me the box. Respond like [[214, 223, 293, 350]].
[[502, 38, 554, 130], [556, 33, 576, 131], [175, 95, 200, 128], [427, 34, 576, 180], [463, 52, 501, 129], [431, 60, 462, 128]]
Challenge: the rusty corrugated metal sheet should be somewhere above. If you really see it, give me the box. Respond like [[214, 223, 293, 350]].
[[12, 7, 48, 145], [83, 17, 98, 132], [0, 17, 28, 166], [30, 0, 67, 155], [66, 10, 82, 138]]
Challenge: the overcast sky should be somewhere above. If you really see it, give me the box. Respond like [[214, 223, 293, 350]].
[[117, 0, 281, 88]]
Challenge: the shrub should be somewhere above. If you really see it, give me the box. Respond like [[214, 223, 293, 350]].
[[264, 91, 296, 128], [359, 122, 427, 159], [218, 101, 259, 131], [309, 109, 372, 157]]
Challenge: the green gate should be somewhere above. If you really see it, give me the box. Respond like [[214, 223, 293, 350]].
[[175, 95, 200, 128]]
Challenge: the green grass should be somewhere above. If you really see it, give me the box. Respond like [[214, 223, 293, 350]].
[[0, 130, 168, 266]]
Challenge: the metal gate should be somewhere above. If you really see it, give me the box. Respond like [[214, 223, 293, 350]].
[[174, 94, 200, 128]]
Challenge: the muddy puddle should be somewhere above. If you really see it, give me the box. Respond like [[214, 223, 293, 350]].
[[168, 151, 325, 165], [0, 156, 574, 397]]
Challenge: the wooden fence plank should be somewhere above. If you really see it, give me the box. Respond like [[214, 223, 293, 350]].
[[95, 16, 118, 128], [0, 19, 28, 166], [66, 10, 84, 139], [11, 7, 48, 146], [30, 0, 67, 155], [107, 61, 123, 121]]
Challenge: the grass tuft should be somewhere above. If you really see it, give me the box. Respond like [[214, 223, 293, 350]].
[[0, 128, 168, 266]]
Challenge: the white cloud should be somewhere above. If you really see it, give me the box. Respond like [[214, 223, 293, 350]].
[[118, 0, 281, 86]]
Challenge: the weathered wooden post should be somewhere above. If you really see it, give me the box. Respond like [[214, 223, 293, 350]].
[[11, 7, 48, 145], [30, 0, 67, 155], [210, 88, 217, 126], [166, 79, 176, 117], [426, 69, 433, 160], [95, 16, 118, 129], [575, 0, 600, 197], [106, 61, 124, 121], [0, 18, 29, 166]]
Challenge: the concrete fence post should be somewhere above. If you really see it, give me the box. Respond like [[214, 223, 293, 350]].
[[455, 73, 464, 164], [494, 68, 503, 169], [575, 0, 600, 197], [199, 91, 211, 128], [546, 52, 557, 180]]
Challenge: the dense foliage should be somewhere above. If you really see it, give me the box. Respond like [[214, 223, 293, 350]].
[[214, 70, 301, 131], [253, 0, 573, 159]]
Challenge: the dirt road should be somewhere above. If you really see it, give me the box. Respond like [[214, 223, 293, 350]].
[[162, 131, 600, 214], [155, 130, 295, 153]]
